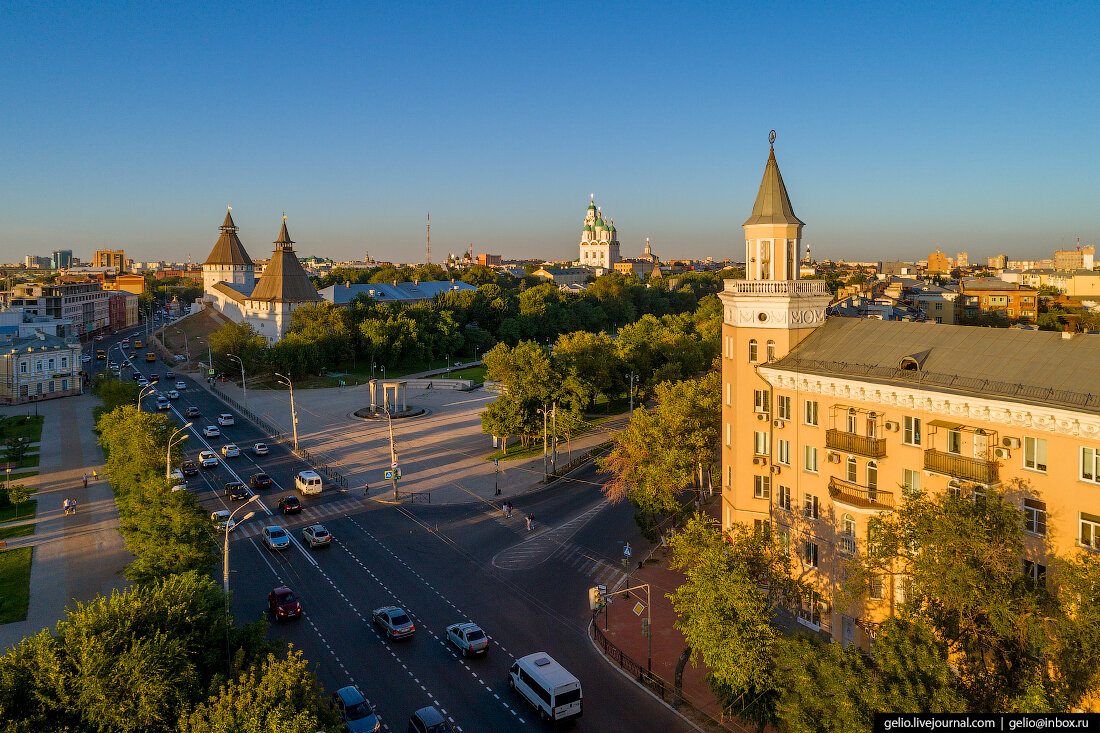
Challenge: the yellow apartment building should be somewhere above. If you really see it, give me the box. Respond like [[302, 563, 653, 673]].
[[721, 137, 1100, 650]]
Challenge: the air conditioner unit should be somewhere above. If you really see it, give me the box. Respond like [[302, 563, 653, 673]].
[[1002, 437, 1021, 449], [756, 413, 768, 421], [773, 419, 784, 428], [884, 420, 900, 432], [827, 451, 841, 463], [752, 456, 767, 466], [993, 447, 1011, 459], [770, 465, 781, 474]]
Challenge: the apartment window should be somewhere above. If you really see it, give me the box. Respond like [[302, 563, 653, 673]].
[[62, 379, 68, 391], [947, 429, 962, 455], [845, 456, 857, 483], [754, 431, 770, 456], [48, 358, 55, 370], [777, 485, 791, 512], [804, 494, 819, 519], [1081, 512, 1100, 551], [754, 519, 771, 538], [798, 590, 822, 626], [804, 541, 819, 568], [60, 357, 67, 369], [866, 461, 878, 490], [842, 514, 856, 538], [776, 528, 791, 555], [727, 465, 732, 488], [903, 416, 921, 446], [766, 340, 776, 362], [1023, 560, 1047, 589], [1023, 437, 1047, 472], [725, 382, 731, 406], [19, 362, 26, 374], [902, 468, 921, 492], [749, 339, 758, 362], [777, 395, 791, 421], [726, 423, 731, 447], [1023, 499, 1047, 536], [869, 574, 884, 600], [754, 475, 771, 500], [867, 524, 880, 556], [948, 479, 964, 499], [753, 390, 771, 413], [804, 400, 819, 426], [1082, 447, 1100, 484], [35, 360, 42, 372], [777, 439, 790, 466], [846, 408, 858, 433], [804, 446, 818, 473]]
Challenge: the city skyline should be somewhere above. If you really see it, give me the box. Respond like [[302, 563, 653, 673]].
[[2, 2, 1098, 264]]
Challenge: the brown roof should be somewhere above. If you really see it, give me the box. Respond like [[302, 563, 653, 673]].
[[247, 219, 322, 303], [203, 209, 254, 267], [743, 145, 804, 227], [209, 282, 249, 303]]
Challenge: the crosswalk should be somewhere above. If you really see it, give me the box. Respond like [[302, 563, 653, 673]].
[[550, 540, 627, 588], [232, 495, 367, 539]]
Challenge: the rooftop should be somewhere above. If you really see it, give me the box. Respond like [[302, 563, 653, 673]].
[[319, 280, 476, 306]]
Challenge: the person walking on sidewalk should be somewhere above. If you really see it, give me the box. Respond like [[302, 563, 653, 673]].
[[82, 473, 88, 488], [526, 514, 533, 531]]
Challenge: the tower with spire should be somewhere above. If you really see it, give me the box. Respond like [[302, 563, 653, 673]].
[[578, 195, 621, 269], [202, 208, 256, 294]]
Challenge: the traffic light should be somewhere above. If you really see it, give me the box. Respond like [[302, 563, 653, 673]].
[[588, 586, 600, 610]]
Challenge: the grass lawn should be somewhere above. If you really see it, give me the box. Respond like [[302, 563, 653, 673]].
[[0, 523, 34, 541], [442, 365, 486, 383], [0, 416, 45, 443], [486, 409, 625, 462], [0, 547, 33, 623], [251, 355, 485, 390], [5, 471, 39, 482], [0, 500, 37, 524]]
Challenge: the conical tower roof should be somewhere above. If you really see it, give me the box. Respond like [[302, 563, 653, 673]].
[[743, 139, 804, 227], [204, 208, 254, 266], [248, 217, 323, 303]]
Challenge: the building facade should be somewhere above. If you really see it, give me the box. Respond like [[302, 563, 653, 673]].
[[92, 249, 126, 271], [958, 279, 1038, 321], [926, 251, 951, 274], [50, 250, 73, 270], [0, 331, 82, 404], [577, 196, 621, 269], [4, 281, 110, 336]]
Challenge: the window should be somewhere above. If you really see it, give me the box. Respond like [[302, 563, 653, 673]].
[[748, 339, 758, 362], [804, 541, 819, 568], [869, 574, 884, 600], [1023, 560, 1046, 589], [777, 439, 790, 466], [61, 357, 67, 369], [846, 408, 858, 434], [753, 390, 771, 413], [842, 514, 856, 537], [903, 416, 921, 446], [845, 456, 857, 482], [1083, 447, 1100, 484], [803, 494, 819, 519], [1023, 437, 1047, 472], [777, 395, 791, 420], [777, 485, 791, 511], [902, 468, 921, 493], [19, 361, 26, 374], [1081, 512, 1100, 550], [754, 475, 771, 499], [766, 340, 776, 362], [866, 461, 878, 490], [1023, 499, 1047, 536], [726, 423, 731, 447], [48, 358, 55, 370], [804, 446, 818, 473], [754, 431, 770, 456], [725, 382, 731, 406], [798, 590, 822, 626], [867, 524, 880, 557], [776, 528, 791, 555], [754, 519, 771, 538], [35, 360, 42, 372], [948, 479, 965, 499], [947, 429, 962, 455], [804, 400, 819, 426]]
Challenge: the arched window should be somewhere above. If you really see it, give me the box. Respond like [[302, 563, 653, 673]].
[[846, 456, 857, 483], [766, 340, 776, 362], [842, 514, 856, 537], [748, 339, 758, 362], [846, 408, 858, 434], [867, 461, 878, 490]]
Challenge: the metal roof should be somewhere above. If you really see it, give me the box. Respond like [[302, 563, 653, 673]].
[[319, 280, 476, 306], [743, 145, 804, 227], [247, 220, 322, 303], [203, 209, 254, 267]]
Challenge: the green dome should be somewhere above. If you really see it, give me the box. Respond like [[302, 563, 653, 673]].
[[609, 224, 616, 232], [584, 225, 594, 232], [588, 202, 596, 210]]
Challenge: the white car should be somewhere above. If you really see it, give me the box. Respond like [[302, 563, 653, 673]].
[[155, 398, 170, 411], [202, 425, 220, 438], [167, 389, 179, 400], [81, 354, 91, 362], [446, 622, 489, 656], [167, 468, 184, 482], [211, 510, 237, 531], [221, 444, 240, 458], [301, 524, 332, 547], [252, 442, 269, 456], [262, 526, 291, 551], [175, 380, 186, 390], [217, 413, 235, 426], [198, 450, 219, 468]]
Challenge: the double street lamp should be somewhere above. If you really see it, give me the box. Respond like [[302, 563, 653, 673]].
[[223, 494, 260, 672], [137, 384, 156, 406], [227, 353, 246, 407], [166, 423, 192, 478]]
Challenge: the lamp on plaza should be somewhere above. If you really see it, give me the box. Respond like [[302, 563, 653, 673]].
[[274, 372, 299, 451], [223, 494, 259, 672], [166, 423, 192, 478], [227, 353, 246, 407]]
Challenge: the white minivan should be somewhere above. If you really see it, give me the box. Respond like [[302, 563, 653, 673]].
[[509, 653, 582, 722], [294, 470, 323, 496]]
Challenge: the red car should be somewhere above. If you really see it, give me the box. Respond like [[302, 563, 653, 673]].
[[268, 586, 301, 621]]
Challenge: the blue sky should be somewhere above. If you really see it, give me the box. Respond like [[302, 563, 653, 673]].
[[2, 1, 1098, 265]]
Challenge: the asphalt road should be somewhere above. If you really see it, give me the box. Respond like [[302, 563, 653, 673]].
[[88, 327, 694, 732]]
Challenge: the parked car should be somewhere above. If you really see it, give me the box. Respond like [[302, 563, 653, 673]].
[[224, 482, 249, 501], [250, 473, 273, 490], [81, 354, 91, 363], [185, 406, 200, 418], [372, 606, 415, 639], [180, 460, 198, 476], [262, 526, 291, 551], [252, 442, 269, 456], [278, 496, 302, 515], [268, 586, 302, 621], [202, 425, 220, 438], [331, 686, 381, 733], [210, 510, 236, 531], [408, 706, 454, 733], [446, 622, 489, 656], [220, 443, 240, 458], [217, 413, 234, 426], [302, 524, 332, 547], [198, 450, 218, 468]]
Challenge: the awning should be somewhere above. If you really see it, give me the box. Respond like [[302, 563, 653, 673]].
[[927, 420, 965, 430]]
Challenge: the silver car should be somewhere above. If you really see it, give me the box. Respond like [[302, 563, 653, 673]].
[[262, 526, 291, 551]]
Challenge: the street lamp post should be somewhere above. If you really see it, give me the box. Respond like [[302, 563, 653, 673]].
[[628, 372, 640, 413], [137, 384, 155, 406], [174, 328, 191, 370], [223, 494, 259, 672], [227, 353, 246, 407], [166, 423, 192, 478], [274, 373, 299, 451]]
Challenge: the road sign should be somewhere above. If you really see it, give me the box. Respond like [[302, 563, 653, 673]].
[[633, 602, 645, 617], [623, 543, 632, 558], [208, 369, 214, 376], [385, 470, 394, 479]]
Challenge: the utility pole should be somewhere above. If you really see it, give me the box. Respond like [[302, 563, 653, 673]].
[[542, 404, 548, 480], [425, 212, 430, 265], [551, 402, 558, 473]]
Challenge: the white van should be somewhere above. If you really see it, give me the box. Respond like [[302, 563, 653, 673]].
[[294, 470, 323, 496], [508, 653, 582, 722]]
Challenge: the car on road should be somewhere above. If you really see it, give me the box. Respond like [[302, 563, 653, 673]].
[[185, 406, 200, 418], [107, 360, 118, 370], [95, 335, 104, 341], [155, 397, 170, 411], [278, 496, 302, 514], [121, 339, 130, 348], [372, 606, 415, 639], [210, 510, 236, 531], [167, 468, 184, 483], [252, 442, 269, 456], [224, 482, 249, 501], [446, 622, 489, 656], [198, 450, 219, 468], [180, 460, 198, 477], [267, 586, 302, 621], [149, 374, 160, 383], [129, 352, 137, 359], [217, 413, 234, 426], [81, 354, 91, 362], [202, 425, 220, 438], [220, 443, 240, 458], [167, 389, 179, 400], [262, 526, 291, 551], [250, 473, 273, 490], [331, 686, 380, 733], [175, 380, 186, 390], [136, 377, 149, 387], [165, 371, 175, 379], [408, 706, 454, 733], [302, 524, 332, 547], [171, 482, 187, 493]]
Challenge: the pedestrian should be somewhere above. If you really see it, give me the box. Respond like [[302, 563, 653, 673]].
[[82, 473, 88, 488], [526, 514, 533, 531], [92, 469, 98, 480]]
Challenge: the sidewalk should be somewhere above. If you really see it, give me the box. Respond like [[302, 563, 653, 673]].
[[0, 393, 132, 651]]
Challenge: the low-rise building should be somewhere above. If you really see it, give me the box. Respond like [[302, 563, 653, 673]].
[[533, 267, 590, 288], [0, 331, 82, 404], [3, 281, 110, 336], [958, 279, 1038, 321], [476, 254, 502, 267], [319, 279, 477, 306], [986, 254, 1008, 269], [1048, 270, 1100, 298]]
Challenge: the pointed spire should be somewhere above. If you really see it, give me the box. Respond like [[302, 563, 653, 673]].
[[204, 208, 253, 266], [274, 214, 294, 248], [221, 206, 238, 232], [743, 130, 804, 227]]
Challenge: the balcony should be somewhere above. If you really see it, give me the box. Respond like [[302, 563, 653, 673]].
[[837, 535, 858, 556], [828, 476, 895, 510], [923, 449, 999, 484], [825, 429, 886, 458]]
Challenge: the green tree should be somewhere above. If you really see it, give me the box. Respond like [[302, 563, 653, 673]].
[[3, 438, 29, 469], [286, 302, 354, 367], [480, 396, 524, 455], [206, 322, 268, 375], [6, 484, 30, 519], [552, 331, 621, 409], [92, 378, 141, 417]]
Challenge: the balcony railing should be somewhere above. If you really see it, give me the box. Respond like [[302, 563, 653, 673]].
[[837, 535, 858, 556], [828, 476, 895, 510], [825, 429, 887, 458], [923, 449, 999, 484]]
